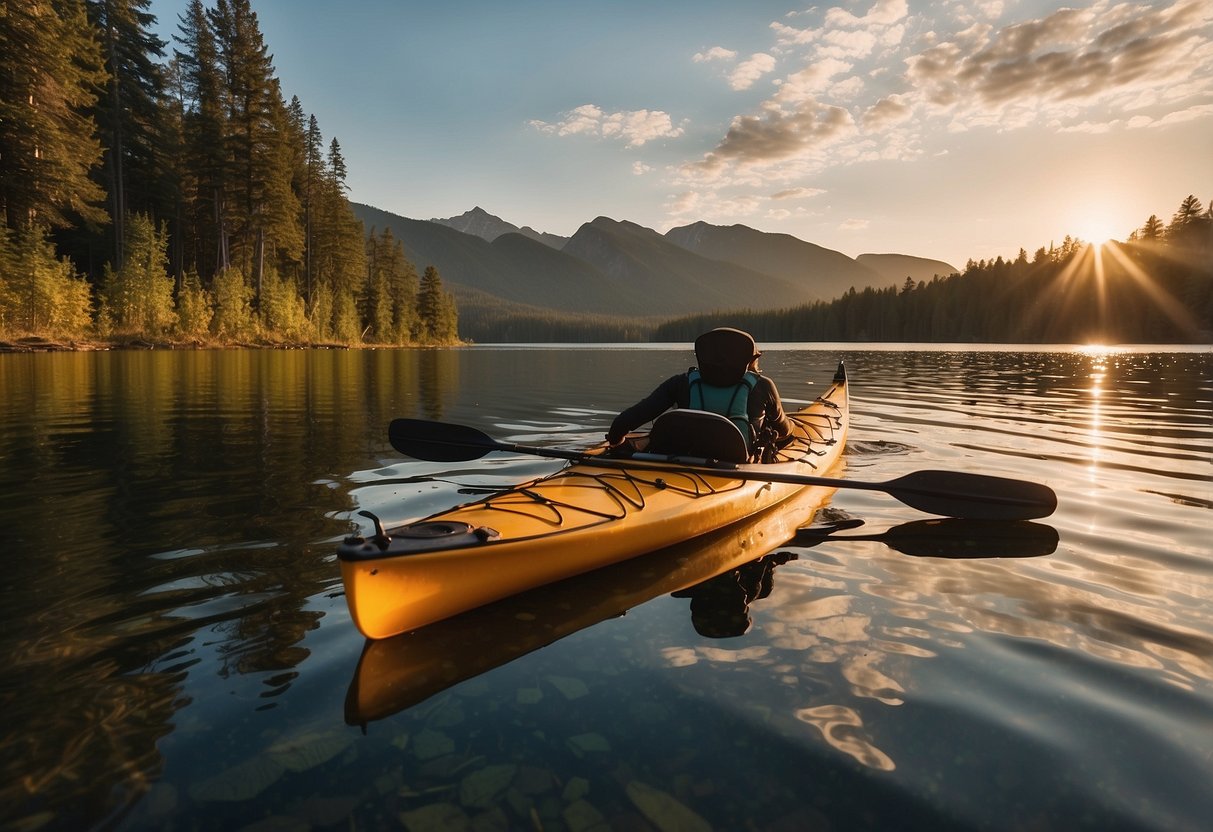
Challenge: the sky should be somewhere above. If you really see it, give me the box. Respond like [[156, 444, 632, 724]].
[[150, 0, 1212, 268]]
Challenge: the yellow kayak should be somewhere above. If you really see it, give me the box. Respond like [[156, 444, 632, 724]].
[[338, 363, 849, 639]]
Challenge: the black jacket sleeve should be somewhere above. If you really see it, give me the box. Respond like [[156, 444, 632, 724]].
[[749, 375, 792, 440], [607, 374, 686, 443]]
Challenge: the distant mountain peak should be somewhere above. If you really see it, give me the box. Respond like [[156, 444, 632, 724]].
[[430, 207, 566, 249]]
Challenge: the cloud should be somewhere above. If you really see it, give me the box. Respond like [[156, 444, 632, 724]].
[[774, 58, 855, 104], [632, 161, 653, 175], [862, 94, 913, 130], [694, 46, 737, 62], [771, 187, 826, 200], [729, 53, 777, 90], [905, 0, 1213, 121], [824, 0, 908, 28], [773, 0, 908, 54], [839, 218, 871, 231], [1125, 103, 1213, 128], [530, 104, 686, 147], [691, 102, 857, 177]]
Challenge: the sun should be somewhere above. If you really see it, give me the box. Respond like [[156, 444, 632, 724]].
[[1071, 211, 1125, 246]]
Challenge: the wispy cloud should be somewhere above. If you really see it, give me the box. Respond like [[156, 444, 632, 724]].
[[693, 46, 737, 63], [771, 187, 826, 200], [729, 53, 777, 90], [530, 105, 686, 147]]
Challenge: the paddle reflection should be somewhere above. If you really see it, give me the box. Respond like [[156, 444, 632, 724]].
[[792, 518, 1059, 559]]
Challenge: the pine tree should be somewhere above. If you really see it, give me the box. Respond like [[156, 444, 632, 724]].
[[418, 265, 458, 343], [100, 212, 175, 335], [1140, 214, 1164, 241], [86, 0, 168, 269], [0, 227, 93, 336], [208, 0, 299, 305], [1170, 195, 1204, 231], [0, 0, 109, 231], [302, 114, 323, 305], [174, 0, 228, 278], [174, 269, 212, 337]]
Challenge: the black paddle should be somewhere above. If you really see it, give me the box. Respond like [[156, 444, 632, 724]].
[[791, 518, 1059, 558], [387, 418, 1058, 521]]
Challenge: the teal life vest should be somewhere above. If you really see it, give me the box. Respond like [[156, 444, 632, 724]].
[[687, 368, 758, 446]]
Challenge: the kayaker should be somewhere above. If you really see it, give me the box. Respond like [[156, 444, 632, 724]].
[[606, 327, 793, 461]]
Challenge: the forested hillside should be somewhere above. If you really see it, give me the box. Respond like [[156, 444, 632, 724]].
[[0, 0, 456, 347], [655, 205, 1213, 345]]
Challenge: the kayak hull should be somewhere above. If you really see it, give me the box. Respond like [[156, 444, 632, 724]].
[[338, 364, 848, 639]]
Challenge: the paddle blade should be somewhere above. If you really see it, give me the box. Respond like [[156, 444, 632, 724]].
[[388, 418, 499, 462], [885, 470, 1057, 520]]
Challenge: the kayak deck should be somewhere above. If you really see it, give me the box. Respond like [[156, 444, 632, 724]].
[[338, 363, 848, 639]]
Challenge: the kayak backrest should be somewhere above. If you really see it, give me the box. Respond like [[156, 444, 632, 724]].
[[647, 409, 751, 463]]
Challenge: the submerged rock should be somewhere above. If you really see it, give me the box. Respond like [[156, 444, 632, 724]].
[[516, 687, 543, 705], [459, 764, 517, 809], [189, 755, 285, 802], [266, 730, 354, 772], [566, 733, 611, 755], [399, 802, 471, 832], [561, 776, 590, 802], [412, 729, 456, 761], [562, 798, 610, 832], [625, 781, 712, 832], [546, 675, 590, 700]]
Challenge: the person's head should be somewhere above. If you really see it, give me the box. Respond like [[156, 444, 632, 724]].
[[694, 327, 761, 385]]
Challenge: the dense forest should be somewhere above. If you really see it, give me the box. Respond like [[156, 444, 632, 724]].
[[655, 198, 1212, 345], [0, 0, 457, 347]]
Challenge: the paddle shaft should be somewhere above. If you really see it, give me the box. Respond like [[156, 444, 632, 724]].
[[387, 419, 1057, 520]]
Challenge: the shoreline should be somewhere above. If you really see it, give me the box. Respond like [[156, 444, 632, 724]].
[[0, 335, 459, 353]]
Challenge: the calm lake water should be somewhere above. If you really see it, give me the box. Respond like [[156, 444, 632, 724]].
[[1, 344, 1210, 831]]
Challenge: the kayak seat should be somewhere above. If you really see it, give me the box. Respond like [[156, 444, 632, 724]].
[[647, 409, 750, 463]]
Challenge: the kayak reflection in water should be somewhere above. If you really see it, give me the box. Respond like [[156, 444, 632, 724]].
[[672, 551, 798, 638]]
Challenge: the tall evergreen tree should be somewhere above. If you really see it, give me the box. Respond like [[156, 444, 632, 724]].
[[208, 0, 299, 304], [302, 114, 323, 304], [0, 0, 108, 232], [1170, 195, 1203, 232], [418, 264, 458, 343], [1140, 215, 1164, 241], [174, 0, 227, 278], [86, 0, 167, 269]]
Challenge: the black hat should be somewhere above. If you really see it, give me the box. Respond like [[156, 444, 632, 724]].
[[694, 327, 759, 386]]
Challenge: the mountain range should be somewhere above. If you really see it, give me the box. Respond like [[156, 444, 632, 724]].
[[352, 203, 958, 323]]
